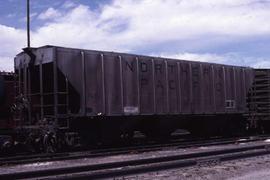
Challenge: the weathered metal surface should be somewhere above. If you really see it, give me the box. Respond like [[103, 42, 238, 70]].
[[0, 73, 15, 129], [14, 46, 255, 118], [0, 75, 4, 104]]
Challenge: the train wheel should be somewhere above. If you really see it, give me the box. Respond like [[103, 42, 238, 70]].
[[25, 133, 37, 153], [43, 132, 57, 153], [120, 131, 134, 143], [1, 140, 13, 155]]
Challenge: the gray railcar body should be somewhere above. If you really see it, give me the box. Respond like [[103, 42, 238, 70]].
[[14, 45, 254, 119]]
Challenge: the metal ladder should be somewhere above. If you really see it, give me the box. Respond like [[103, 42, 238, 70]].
[[246, 69, 270, 128]]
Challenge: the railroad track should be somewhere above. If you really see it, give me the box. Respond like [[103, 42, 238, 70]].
[[0, 135, 268, 164], [0, 134, 269, 166], [1, 139, 270, 179]]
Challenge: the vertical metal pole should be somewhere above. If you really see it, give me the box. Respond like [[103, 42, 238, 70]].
[[101, 54, 106, 114], [65, 77, 69, 114], [199, 64, 203, 113], [65, 76, 70, 128], [23, 59, 27, 97], [165, 60, 169, 113], [223, 66, 227, 110], [53, 48, 58, 120], [151, 59, 156, 114], [27, 0, 31, 48], [39, 61, 44, 119], [18, 62, 21, 94], [81, 51, 86, 115], [177, 62, 181, 113], [233, 67, 237, 109], [118, 56, 124, 114], [211, 65, 216, 112], [242, 68, 246, 109], [136, 57, 140, 114], [27, 67, 32, 123], [189, 63, 193, 112]]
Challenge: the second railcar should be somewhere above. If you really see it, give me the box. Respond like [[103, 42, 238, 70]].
[[14, 46, 255, 144], [0, 72, 15, 132]]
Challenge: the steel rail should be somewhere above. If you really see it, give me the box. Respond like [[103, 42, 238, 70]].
[[0, 134, 269, 166], [1, 142, 270, 179]]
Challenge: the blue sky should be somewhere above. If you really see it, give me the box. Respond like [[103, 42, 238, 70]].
[[0, 0, 110, 28], [0, 0, 270, 71]]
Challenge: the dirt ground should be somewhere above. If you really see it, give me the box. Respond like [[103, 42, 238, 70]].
[[119, 154, 270, 180]]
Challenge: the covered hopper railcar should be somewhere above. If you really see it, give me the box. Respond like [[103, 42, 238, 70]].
[[0, 72, 15, 132], [0, 72, 16, 150], [14, 46, 256, 148]]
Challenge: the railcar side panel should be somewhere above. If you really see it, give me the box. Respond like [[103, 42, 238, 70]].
[[139, 57, 154, 114], [214, 65, 226, 113], [179, 61, 192, 113], [103, 54, 123, 115], [224, 66, 235, 112], [235, 68, 245, 111], [201, 63, 215, 114], [122, 55, 140, 115], [14, 46, 257, 118], [57, 48, 82, 114], [85, 52, 104, 115], [191, 62, 202, 114], [154, 58, 167, 114], [55, 48, 256, 116], [167, 60, 179, 114]]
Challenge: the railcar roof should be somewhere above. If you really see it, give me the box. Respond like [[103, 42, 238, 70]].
[[16, 45, 252, 69]]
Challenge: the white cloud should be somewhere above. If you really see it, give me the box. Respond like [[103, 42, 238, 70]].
[[252, 60, 270, 68], [62, 1, 77, 9], [157, 52, 229, 64], [157, 52, 270, 68], [32, 0, 270, 51], [38, 7, 61, 20], [98, 0, 270, 40], [0, 57, 15, 72], [0, 25, 25, 71], [1, 0, 270, 71]]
